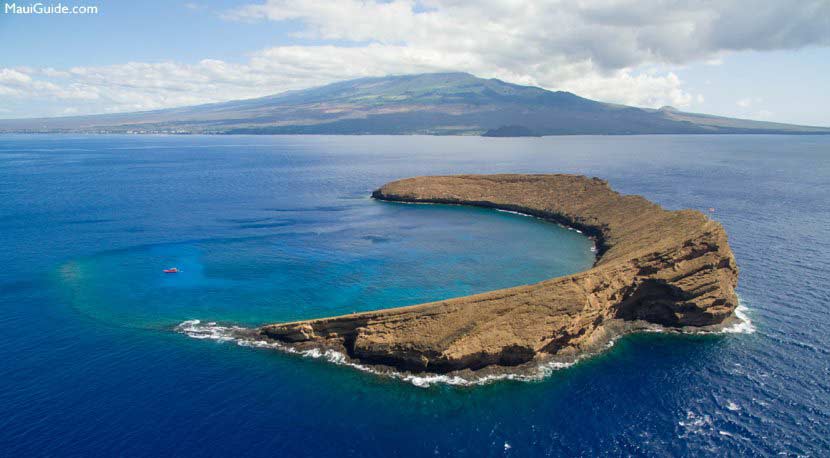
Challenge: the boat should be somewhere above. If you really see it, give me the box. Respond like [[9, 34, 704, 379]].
[[163, 267, 179, 273]]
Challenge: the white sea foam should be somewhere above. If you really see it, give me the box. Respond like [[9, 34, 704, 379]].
[[720, 300, 756, 334], [493, 208, 598, 255], [175, 297, 753, 387], [495, 209, 534, 218], [176, 319, 244, 342], [175, 319, 582, 387], [678, 411, 714, 438], [638, 296, 755, 336]]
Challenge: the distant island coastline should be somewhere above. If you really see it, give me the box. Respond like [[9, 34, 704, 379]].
[[252, 174, 740, 377], [1, 73, 828, 136]]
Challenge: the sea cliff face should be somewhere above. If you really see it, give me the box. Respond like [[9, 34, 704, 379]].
[[259, 174, 739, 374]]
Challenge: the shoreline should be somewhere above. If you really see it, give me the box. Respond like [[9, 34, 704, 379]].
[[217, 174, 740, 378], [175, 299, 753, 387], [384, 200, 601, 256]]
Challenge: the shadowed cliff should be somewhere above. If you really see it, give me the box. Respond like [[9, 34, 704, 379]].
[[260, 174, 739, 373]]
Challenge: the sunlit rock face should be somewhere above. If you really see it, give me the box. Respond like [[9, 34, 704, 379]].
[[260, 174, 739, 374]]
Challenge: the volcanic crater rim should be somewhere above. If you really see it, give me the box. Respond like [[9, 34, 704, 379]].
[[257, 174, 740, 376]]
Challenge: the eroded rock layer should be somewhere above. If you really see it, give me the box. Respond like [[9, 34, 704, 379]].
[[259, 174, 739, 373]]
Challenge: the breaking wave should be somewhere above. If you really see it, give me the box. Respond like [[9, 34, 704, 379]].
[[175, 299, 753, 388], [175, 319, 581, 387], [640, 296, 755, 336], [719, 300, 756, 334]]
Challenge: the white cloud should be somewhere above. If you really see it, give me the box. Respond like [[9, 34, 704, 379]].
[[226, 0, 830, 68], [0, 46, 699, 117], [2, 0, 829, 117], [733, 97, 773, 121], [0, 69, 32, 85], [557, 70, 695, 108], [737, 97, 763, 108], [754, 109, 774, 119]]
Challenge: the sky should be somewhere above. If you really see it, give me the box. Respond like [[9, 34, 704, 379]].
[[1, 0, 829, 126]]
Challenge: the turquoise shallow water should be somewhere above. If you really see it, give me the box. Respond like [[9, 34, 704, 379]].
[[56, 202, 594, 330], [1, 134, 828, 456]]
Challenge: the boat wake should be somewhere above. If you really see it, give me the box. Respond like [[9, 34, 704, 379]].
[[175, 299, 754, 388]]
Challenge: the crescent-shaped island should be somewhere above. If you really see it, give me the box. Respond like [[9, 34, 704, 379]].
[[258, 174, 739, 376]]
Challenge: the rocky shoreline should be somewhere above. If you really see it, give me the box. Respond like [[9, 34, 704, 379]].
[[258, 174, 739, 375]]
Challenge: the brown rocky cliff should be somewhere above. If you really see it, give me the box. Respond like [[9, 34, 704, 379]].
[[259, 174, 739, 373]]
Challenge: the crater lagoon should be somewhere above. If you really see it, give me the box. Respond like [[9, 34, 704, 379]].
[[1, 134, 827, 456]]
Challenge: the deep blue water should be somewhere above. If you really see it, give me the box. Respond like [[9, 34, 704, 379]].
[[1, 134, 828, 456]]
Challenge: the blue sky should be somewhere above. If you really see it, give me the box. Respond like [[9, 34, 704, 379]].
[[1, 0, 828, 126]]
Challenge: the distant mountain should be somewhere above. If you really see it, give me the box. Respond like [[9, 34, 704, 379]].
[[1, 72, 828, 136]]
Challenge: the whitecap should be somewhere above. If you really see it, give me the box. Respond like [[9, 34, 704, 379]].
[[677, 411, 714, 438]]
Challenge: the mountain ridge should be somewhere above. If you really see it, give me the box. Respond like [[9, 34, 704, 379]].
[[2, 72, 827, 136]]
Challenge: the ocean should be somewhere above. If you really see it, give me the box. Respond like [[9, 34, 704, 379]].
[[0, 134, 827, 456]]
